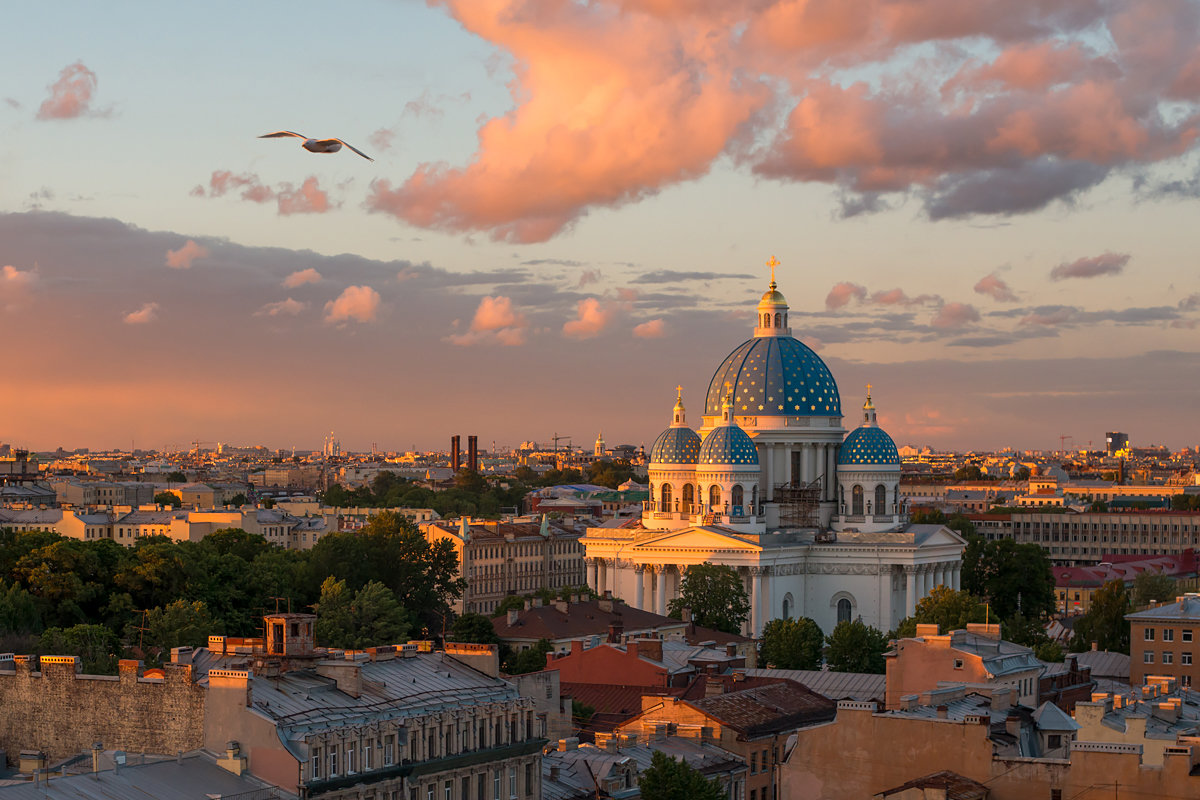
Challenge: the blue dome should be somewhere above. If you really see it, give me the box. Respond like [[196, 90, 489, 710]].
[[706, 336, 841, 418], [698, 425, 759, 466], [838, 426, 900, 466], [650, 426, 701, 465]]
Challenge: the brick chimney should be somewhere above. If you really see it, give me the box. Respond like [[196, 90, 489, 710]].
[[608, 621, 624, 643]]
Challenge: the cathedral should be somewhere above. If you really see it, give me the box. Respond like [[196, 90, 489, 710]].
[[581, 262, 965, 637]]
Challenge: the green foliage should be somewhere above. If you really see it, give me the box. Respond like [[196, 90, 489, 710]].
[[321, 474, 530, 521], [638, 750, 727, 800], [451, 612, 501, 644], [1070, 580, 1131, 654], [154, 491, 182, 508], [1089, 500, 1109, 512], [587, 459, 635, 489], [0, 579, 42, 635], [825, 620, 889, 674], [954, 465, 984, 481], [504, 639, 552, 675], [893, 586, 987, 639], [571, 700, 595, 723], [961, 535, 1055, 621], [1002, 611, 1053, 649], [760, 617, 824, 669], [911, 509, 975, 537], [38, 624, 119, 674], [165, 471, 187, 484], [1171, 494, 1200, 511], [314, 577, 410, 650], [668, 563, 750, 635], [225, 493, 247, 507], [1132, 571, 1176, 607], [1034, 641, 1065, 662], [1013, 467, 1032, 481], [136, 600, 216, 665]]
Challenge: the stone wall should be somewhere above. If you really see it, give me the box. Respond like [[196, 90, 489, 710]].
[[0, 656, 205, 763]]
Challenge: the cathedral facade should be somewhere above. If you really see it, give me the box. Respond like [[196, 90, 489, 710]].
[[581, 265, 964, 637]]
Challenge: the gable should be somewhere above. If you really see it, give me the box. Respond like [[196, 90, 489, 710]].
[[628, 527, 762, 553]]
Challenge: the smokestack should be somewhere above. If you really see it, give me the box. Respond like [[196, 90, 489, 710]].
[[468, 435, 479, 473], [451, 436, 461, 472]]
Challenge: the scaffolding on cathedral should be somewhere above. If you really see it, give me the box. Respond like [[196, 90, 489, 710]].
[[775, 477, 823, 529]]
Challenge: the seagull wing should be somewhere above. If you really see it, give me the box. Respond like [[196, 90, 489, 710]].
[[334, 139, 375, 162], [258, 131, 308, 139]]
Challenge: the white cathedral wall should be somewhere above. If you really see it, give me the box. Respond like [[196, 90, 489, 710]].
[[763, 570, 894, 636]]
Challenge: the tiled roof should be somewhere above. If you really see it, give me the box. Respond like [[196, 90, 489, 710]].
[[688, 679, 835, 736]]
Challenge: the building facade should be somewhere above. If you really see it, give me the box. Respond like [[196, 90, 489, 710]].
[[1127, 594, 1200, 687]]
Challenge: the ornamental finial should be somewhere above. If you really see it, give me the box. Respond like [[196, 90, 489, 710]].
[[766, 255, 780, 290]]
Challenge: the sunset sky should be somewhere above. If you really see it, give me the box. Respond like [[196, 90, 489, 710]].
[[3, 0, 1199, 454]]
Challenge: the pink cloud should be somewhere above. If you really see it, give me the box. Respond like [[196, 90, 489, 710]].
[[633, 318, 666, 338], [36, 62, 105, 120], [563, 297, 613, 339], [0, 265, 37, 309], [197, 171, 272, 202], [447, 295, 528, 346], [826, 282, 868, 310], [974, 272, 1018, 302], [276, 177, 332, 215], [256, 298, 309, 317], [164, 240, 209, 270], [283, 268, 323, 288], [578, 270, 601, 288], [930, 302, 980, 328], [123, 302, 159, 325], [870, 288, 941, 307], [323, 286, 380, 324], [1050, 252, 1130, 281], [369, 127, 398, 153]]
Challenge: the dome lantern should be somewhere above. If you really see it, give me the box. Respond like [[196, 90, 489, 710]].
[[755, 255, 791, 338]]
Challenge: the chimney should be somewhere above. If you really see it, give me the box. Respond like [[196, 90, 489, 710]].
[[468, 435, 479, 473], [1091, 641, 1098, 651], [635, 637, 663, 663], [705, 677, 725, 697], [598, 593, 614, 613], [217, 741, 247, 777], [170, 646, 193, 666], [681, 607, 692, 623], [570, 593, 580, 604], [549, 765, 561, 781], [507, 608, 520, 626], [915, 624, 940, 638], [91, 742, 102, 776], [1005, 710, 1021, 739], [559, 737, 579, 751], [451, 436, 461, 472], [936, 705, 948, 719], [726, 643, 738, 657], [608, 621, 624, 643]]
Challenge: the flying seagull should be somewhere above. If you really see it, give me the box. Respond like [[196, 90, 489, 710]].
[[258, 131, 374, 162]]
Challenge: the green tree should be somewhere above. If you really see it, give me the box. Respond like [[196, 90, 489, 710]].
[[225, 493, 247, 507], [451, 612, 501, 644], [668, 563, 750, 635], [1070, 580, 1131, 654], [38, 624, 119, 674], [0, 579, 42, 635], [504, 639, 552, 675], [954, 465, 983, 481], [638, 750, 726, 800], [1132, 571, 1176, 607], [760, 617, 824, 669], [825, 619, 890, 674], [138, 599, 216, 664], [165, 471, 187, 484], [200, 528, 269, 562], [1034, 641, 1065, 662], [961, 536, 1055, 621], [314, 577, 410, 650], [154, 491, 182, 508], [893, 586, 987, 638], [571, 700, 595, 724], [587, 459, 635, 489]]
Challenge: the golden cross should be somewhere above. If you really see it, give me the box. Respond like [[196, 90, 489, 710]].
[[866, 382, 872, 395], [766, 255, 780, 285], [676, 384, 683, 399]]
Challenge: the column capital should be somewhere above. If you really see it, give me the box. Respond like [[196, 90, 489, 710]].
[[903, 564, 918, 575], [633, 563, 645, 574], [749, 565, 770, 577]]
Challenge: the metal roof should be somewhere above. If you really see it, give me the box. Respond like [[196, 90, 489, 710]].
[[745, 669, 885, 703]]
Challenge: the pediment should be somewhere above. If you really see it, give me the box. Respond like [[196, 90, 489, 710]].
[[912, 524, 968, 548], [629, 526, 763, 552]]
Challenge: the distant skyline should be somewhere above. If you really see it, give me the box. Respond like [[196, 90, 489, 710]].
[[3, 2, 1199, 454]]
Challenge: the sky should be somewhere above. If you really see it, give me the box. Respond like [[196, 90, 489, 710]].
[[2, 0, 1199, 455]]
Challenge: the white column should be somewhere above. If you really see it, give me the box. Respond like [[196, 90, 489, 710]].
[[905, 566, 917, 618], [953, 564, 962, 591], [765, 443, 775, 501], [748, 568, 758, 638], [598, 559, 608, 596], [654, 566, 667, 617], [880, 567, 893, 632], [586, 558, 598, 592], [827, 446, 837, 501], [816, 444, 827, 497], [634, 564, 645, 610]]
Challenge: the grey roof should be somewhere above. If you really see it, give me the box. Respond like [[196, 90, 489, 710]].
[[1126, 595, 1200, 622], [945, 632, 1042, 678], [1032, 701, 1080, 732], [745, 669, 885, 703], [1071, 650, 1131, 680], [542, 739, 744, 800], [0, 751, 287, 799]]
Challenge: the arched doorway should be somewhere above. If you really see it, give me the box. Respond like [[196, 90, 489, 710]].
[[682, 483, 695, 513]]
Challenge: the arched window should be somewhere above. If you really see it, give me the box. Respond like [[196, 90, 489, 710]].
[[752, 485, 758, 511], [731, 484, 744, 514], [837, 598, 852, 624], [648, 483, 654, 508], [661, 483, 672, 511], [875, 484, 887, 517], [852, 484, 864, 515], [781, 592, 794, 620], [709, 485, 721, 508], [763, 313, 770, 327], [774, 312, 781, 327], [783, 312, 787, 328], [682, 483, 694, 512]]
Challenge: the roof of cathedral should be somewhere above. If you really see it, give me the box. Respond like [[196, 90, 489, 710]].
[[697, 424, 759, 467], [838, 425, 900, 466], [705, 335, 841, 418], [649, 426, 701, 465]]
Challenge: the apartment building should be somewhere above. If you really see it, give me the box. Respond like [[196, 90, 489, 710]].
[[1127, 594, 1200, 688], [971, 510, 1200, 565]]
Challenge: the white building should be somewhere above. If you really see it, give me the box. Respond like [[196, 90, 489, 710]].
[[582, 265, 965, 636]]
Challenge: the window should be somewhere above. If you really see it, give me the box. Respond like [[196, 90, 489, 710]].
[[446, 780, 453, 800], [1185, 630, 1194, 643], [364, 742, 373, 770], [494, 769, 502, 800], [1184, 652, 1193, 666], [1048, 734, 1062, 749], [346, 745, 355, 773], [526, 763, 534, 796], [709, 485, 721, 507], [1185, 675, 1193, 688], [1051, 790, 1063, 800], [311, 747, 322, 780], [837, 598, 852, 624], [478, 774, 487, 800], [875, 484, 887, 516], [1164, 652, 1174, 664], [1165, 629, 1175, 642], [510, 767, 517, 798], [751, 752, 757, 773], [462, 777, 471, 800], [1144, 651, 1155, 664], [852, 484, 864, 516], [329, 749, 338, 777], [385, 734, 395, 765], [954, 659, 964, 669], [428, 786, 435, 800], [1145, 628, 1156, 641], [732, 484, 744, 510]]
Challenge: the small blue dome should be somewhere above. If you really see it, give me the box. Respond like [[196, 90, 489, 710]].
[[838, 426, 900, 466], [706, 336, 841, 418], [650, 427, 701, 465], [698, 425, 759, 466]]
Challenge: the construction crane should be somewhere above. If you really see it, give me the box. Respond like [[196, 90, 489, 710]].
[[1058, 434, 1074, 452], [552, 433, 571, 454]]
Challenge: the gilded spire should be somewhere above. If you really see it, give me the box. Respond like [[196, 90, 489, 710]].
[[672, 385, 687, 426], [766, 255, 780, 291], [863, 384, 877, 426]]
